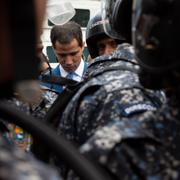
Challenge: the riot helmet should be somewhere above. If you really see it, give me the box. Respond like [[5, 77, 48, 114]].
[[86, 12, 125, 59], [132, 0, 180, 74], [101, 0, 132, 43]]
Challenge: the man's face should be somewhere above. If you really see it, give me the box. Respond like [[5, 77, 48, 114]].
[[97, 37, 118, 56], [54, 38, 84, 72]]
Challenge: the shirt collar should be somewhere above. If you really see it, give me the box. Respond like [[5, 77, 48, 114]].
[[59, 58, 84, 78]]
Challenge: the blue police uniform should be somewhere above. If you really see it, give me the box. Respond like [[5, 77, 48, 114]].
[[0, 134, 60, 180], [80, 90, 180, 179], [1, 90, 58, 151], [58, 43, 166, 146]]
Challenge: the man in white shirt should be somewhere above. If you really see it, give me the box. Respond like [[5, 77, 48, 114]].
[[41, 21, 88, 93], [59, 57, 85, 82]]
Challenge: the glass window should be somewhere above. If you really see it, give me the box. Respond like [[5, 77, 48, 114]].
[[71, 9, 90, 27]]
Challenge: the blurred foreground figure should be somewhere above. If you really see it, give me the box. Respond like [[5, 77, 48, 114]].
[[77, 0, 180, 179], [0, 135, 59, 180], [0, 0, 60, 179], [0, 0, 46, 102]]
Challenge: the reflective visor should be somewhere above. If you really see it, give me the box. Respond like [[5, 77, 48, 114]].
[[132, 0, 180, 73], [132, 0, 160, 52], [101, 0, 125, 40]]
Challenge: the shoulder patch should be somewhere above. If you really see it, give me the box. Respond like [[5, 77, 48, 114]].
[[121, 103, 157, 117]]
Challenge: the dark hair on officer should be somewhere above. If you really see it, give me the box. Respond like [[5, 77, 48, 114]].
[[50, 21, 83, 47], [86, 12, 125, 59], [132, 0, 180, 89]]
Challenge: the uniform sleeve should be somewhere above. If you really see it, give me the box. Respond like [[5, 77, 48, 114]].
[[80, 120, 173, 179]]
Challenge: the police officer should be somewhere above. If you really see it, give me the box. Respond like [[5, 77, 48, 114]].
[[58, 0, 166, 148], [86, 12, 125, 60], [78, 0, 180, 179], [0, 0, 61, 179]]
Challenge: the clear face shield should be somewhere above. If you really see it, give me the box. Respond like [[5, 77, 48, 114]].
[[101, 0, 124, 40], [132, 0, 142, 50]]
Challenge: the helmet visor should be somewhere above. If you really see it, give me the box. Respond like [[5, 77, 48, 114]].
[[101, 0, 124, 40], [132, 0, 180, 73]]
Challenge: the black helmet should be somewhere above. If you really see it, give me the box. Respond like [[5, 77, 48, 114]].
[[101, 0, 132, 44], [132, 0, 180, 74], [86, 12, 125, 59]]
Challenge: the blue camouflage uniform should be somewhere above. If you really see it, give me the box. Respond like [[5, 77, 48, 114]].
[[58, 44, 180, 180], [2, 90, 58, 151], [0, 134, 60, 180], [0, 97, 61, 180], [58, 43, 166, 146], [80, 90, 180, 179], [6, 90, 58, 120]]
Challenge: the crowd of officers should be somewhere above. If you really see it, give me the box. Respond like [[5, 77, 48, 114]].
[[0, 0, 180, 179]]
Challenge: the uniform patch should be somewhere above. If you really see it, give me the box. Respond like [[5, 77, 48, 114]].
[[122, 103, 157, 116]]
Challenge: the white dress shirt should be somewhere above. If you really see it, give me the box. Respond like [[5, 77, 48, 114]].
[[59, 59, 85, 82]]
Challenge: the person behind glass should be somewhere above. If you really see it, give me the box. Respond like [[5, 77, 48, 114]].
[[86, 12, 125, 62], [41, 21, 88, 93]]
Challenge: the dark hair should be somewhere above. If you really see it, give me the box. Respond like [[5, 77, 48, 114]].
[[50, 21, 83, 47]]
